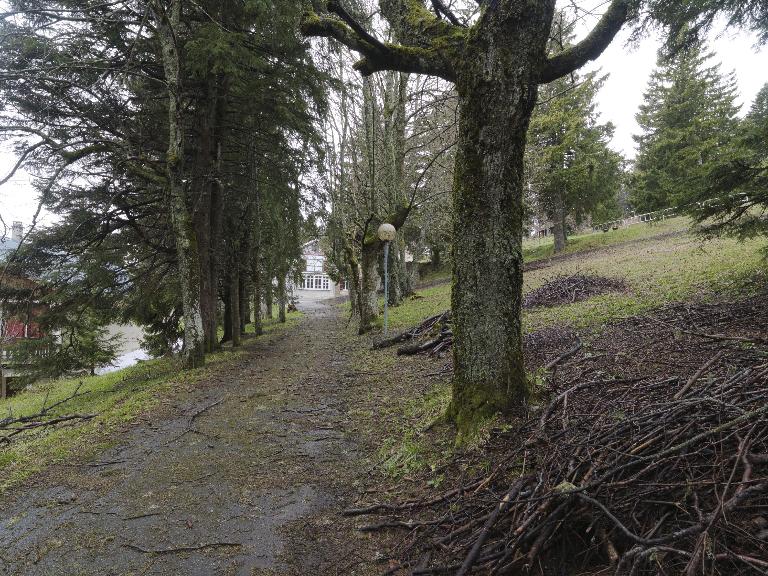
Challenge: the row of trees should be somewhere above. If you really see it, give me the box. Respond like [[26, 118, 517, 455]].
[[1, 0, 764, 429], [305, 0, 768, 430], [0, 1, 326, 375]]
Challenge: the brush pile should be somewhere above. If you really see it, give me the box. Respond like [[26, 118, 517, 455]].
[[374, 311, 453, 357], [523, 273, 627, 308], [350, 353, 768, 575]]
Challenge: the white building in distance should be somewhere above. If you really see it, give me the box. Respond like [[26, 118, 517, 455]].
[[291, 240, 348, 303]]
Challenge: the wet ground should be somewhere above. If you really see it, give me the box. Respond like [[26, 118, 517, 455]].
[[0, 302, 379, 576]]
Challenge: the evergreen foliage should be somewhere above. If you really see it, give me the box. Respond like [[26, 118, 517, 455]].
[[631, 43, 740, 212], [0, 0, 326, 377], [688, 83, 768, 239], [527, 68, 624, 250]]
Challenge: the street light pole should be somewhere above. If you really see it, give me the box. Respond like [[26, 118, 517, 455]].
[[383, 240, 390, 336], [377, 223, 397, 337]]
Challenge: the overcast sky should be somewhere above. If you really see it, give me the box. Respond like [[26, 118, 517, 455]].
[[1, 7, 766, 229], [581, 25, 767, 159]]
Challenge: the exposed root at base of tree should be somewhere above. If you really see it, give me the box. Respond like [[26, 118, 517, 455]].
[[355, 295, 768, 575]]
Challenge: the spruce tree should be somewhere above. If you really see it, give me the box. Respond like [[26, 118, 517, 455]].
[[527, 70, 623, 252], [631, 43, 740, 212], [689, 83, 768, 239]]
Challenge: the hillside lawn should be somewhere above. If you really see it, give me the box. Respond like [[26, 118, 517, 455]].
[[386, 217, 766, 331], [358, 218, 767, 479]]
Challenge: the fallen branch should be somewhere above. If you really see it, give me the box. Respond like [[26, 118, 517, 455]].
[[123, 541, 242, 554]]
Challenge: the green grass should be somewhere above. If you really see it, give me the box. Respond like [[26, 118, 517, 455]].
[[356, 220, 767, 482], [522, 217, 689, 263], [0, 313, 301, 493], [383, 221, 767, 332]]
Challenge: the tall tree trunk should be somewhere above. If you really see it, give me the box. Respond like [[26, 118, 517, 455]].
[[387, 241, 402, 306], [552, 190, 568, 253], [208, 144, 224, 349], [358, 242, 380, 333], [239, 274, 249, 334], [277, 274, 287, 324], [193, 77, 217, 354], [265, 283, 273, 320], [344, 237, 360, 319], [398, 236, 413, 298], [253, 288, 264, 336], [222, 285, 232, 343], [252, 231, 263, 337], [231, 268, 241, 347], [154, 0, 204, 368], [449, 31, 545, 430]]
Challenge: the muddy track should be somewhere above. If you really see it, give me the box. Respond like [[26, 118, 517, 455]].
[[0, 303, 378, 576]]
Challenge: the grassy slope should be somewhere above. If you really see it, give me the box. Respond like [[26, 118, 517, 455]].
[[364, 219, 766, 480], [0, 313, 301, 493], [387, 218, 766, 331]]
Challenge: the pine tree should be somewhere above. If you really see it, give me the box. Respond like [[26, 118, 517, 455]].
[[527, 70, 623, 252], [631, 43, 740, 212], [689, 83, 768, 239]]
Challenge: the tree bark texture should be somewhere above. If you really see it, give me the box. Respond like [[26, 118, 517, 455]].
[[230, 267, 241, 347], [303, 0, 631, 427], [449, 9, 553, 428], [154, 0, 205, 369], [277, 274, 287, 324], [358, 242, 380, 333]]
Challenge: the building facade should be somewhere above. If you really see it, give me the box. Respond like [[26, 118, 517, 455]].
[[290, 240, 348, 303]]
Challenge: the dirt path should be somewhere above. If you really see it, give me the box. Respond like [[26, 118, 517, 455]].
[[0, 303, 380, 576]]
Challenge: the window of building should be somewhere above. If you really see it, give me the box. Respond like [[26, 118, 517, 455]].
[[301, 273, 330, 291]]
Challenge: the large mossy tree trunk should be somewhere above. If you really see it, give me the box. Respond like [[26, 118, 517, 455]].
[[304, 0, 631, 429], [154, 0, 205, 369], [449, 18, 551, 429]]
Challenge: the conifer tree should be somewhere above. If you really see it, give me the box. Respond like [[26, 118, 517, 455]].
[[631, 43, 740, 212], [527, 70, 623, 252], [689, 83, 768, 239]]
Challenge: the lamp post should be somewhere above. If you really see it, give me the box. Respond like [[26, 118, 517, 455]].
[[377, 223, 396, 336]]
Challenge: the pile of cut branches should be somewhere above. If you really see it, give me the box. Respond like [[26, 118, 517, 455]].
[[1, 383, 95, 445], [374, 311, 453, 357], [349, 354, 768, 575], [524, 273, 627, 308]]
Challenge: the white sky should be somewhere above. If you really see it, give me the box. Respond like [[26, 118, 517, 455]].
[[580, 25, 767, 159], [1, 7, 766, 229]]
